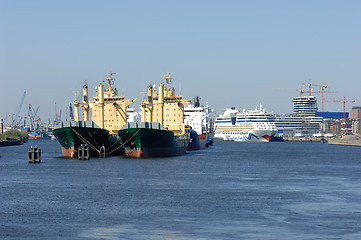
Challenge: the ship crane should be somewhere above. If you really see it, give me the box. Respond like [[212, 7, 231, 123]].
[[324, 96, 355, 122]]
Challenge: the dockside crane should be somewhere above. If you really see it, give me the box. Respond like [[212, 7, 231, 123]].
[[28, 104, 41, 130], [54, 102, 59, 125], [0, 114, 10, 127], [12, 91, 26, 128]]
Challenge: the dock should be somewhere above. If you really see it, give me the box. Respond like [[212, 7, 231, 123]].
[[327, 134, 361, 147], [282, 134, 361, 147], [283, 136, 325, 142]]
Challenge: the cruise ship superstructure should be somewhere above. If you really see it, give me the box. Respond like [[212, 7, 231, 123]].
[[214, 104, 277, 142]]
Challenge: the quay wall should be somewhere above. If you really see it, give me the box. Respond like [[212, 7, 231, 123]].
[[327, 136, 361, 147], [283, 137, 325, 142]]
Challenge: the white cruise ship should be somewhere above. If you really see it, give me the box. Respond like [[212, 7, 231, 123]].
[[214, 104, 277, 142]]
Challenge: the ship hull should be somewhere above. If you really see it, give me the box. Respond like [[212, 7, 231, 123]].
[[53, 122, 123, 158], [187, 131, 208, 150], [118, 127, 189, 158], [206, 132, 214, 147], [222, 129, 277, 142]]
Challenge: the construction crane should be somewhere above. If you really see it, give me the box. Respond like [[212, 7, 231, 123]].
[[12, 91, 26, 128], [274, 80, 337, 111], [302, 80, 338, 111], [272, 85, 309, 96], [325, 96, 355, 122]]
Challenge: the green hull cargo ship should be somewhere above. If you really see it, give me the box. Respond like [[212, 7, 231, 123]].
[[53, 121, 123, 158], [118, 122, 189, 158], [53, 72, 134, 158], [118, 72, 191, 158]]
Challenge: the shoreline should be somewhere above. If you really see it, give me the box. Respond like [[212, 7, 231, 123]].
[[0, 139, 23, 147]]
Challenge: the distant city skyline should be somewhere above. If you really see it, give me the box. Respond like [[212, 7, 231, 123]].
[[1, 0, 360, 123]]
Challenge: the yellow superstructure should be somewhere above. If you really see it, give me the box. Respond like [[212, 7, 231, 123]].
[[141, 72, 191, 136], [74, 72, 134, 134]]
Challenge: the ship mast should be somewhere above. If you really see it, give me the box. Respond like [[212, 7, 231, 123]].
[[162, 72, 173, 97], [105, 72, 116, 92]]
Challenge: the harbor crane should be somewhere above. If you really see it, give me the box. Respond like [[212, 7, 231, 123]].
[[0, 114, 10, 127], [12, 91, 26, 128], [54, 102, 61, 125], [325, 96, 355, 122], [28, 104, 41, 130]]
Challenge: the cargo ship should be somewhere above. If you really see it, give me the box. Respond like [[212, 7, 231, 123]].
[[118, 72, 191, 158], [53, 72, 134, 158], [53, 121, 123, 157], [119, 122, 189, 157], [184, 96, 215, 150]]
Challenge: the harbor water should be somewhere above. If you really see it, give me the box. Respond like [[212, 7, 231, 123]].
[[1, 139, 361, 239]]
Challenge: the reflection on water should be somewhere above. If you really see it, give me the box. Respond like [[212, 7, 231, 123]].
[[80, 225, 186, 240]]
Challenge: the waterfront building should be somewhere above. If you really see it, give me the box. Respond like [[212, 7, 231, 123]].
[[321, 119, 341, 135], [341, 119, 353, 135], [352, 120, 360, 134], [274, 115, 323, 137], [350, 106, 361, 120], [292, 96, 318, 117], [316, 112, 348, 119]]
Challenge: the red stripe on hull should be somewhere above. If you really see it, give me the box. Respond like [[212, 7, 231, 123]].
[[124, 148, 143, 158], [262, 135, 271, 141], [199, 134, 207, 140], [61, 147, 77, 158]]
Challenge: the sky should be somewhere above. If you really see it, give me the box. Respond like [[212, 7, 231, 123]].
[[1, 0, 361, 124]]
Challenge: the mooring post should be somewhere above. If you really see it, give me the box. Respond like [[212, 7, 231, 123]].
[[84, 144, 89, 160], [78, 144, 84, 160], [78, 144, 90, 160], [28, 145, 41, 163], [99, 145, 105, 158]]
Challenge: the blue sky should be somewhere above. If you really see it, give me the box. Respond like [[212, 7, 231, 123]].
[[1, 0, 360, 123]]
